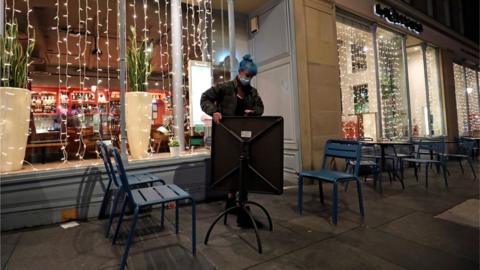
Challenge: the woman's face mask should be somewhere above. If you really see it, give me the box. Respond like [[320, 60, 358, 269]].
[[239, 76, 251, 86]]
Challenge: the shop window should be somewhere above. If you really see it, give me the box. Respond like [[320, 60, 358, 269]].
[[465, 67, 480, 135], [1, 0, 230, 174], [336, 18, 378, 139], [454, 64, 469, 136], [406, 45, 445, 136], [454, 64, 480, 136], [376, 28, 409, 140]]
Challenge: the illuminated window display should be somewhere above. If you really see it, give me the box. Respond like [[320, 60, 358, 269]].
[[407, 45, 445, 136], [454, 64, 480, 136], [466, 67, 480, 134], [1, 0, 226, 173], [376, 28, 409, 140], [336, 18, 378, 139]]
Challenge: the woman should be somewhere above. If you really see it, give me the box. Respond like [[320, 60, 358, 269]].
[[200, 54, 264, 228]]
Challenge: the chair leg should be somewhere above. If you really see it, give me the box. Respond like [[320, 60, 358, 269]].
[[119, 207, 140, 270], [400, 159, 404, 182], [106, 189, 123, 238], [458, 159, 464, 174], [161, 203, 165, 227], [332, 183, 338, 225], [98, 178, 113, 219], [175, 200, 180, 234], [442, 163, 449, 188], [356, 180, 365, 217], [298, 175, 304, 214], [467, 158, 477, 180], [318, 181, 324, 205], [191, 198, 196, 256], [112, 198, 129, 245], [414, 163, 419, 182], [425, 163, 429, 189]]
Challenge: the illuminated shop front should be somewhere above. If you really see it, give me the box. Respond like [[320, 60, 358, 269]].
[[454, 63, 480, 136], [337, 9, 446, 140]]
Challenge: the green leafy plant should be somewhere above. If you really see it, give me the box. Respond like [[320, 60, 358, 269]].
[[168, 138, 180, 147], [0, 20, 35, 88], [127, 26, 153, 92]]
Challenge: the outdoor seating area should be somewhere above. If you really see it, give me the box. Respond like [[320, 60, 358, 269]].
[[2, 154, 479, 269]]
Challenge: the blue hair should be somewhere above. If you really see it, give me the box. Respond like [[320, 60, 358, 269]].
[[238, 54, 257, 76]]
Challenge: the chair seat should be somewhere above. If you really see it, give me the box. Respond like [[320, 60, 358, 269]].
[[131, 184, 191, 206], [300, 169, 356, 182], [389, 153, 413, 158], [349, 160, 378, 167], [362, 155, 382, 160], [441, 153, 469, 159], [403, 158, 441, 163], [127, 172, 165, 186]]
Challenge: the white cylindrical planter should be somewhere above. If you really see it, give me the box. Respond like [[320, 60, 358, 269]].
[[0, 87, 31, 172], [169, 146, 180, 157], [125, 92, 152, 159]]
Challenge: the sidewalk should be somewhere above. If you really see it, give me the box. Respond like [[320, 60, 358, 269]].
[[2, 163, 479, 270]]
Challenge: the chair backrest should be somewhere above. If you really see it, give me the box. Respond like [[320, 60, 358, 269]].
[[458, 137, 476, 156], [97, 141, 121, 188], [322, 139, 362, 177], [112, 147, 134, 200], [416, 137, 446, 157]]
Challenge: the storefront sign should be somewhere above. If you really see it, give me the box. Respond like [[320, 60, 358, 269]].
[[374, 3, 423, 34]]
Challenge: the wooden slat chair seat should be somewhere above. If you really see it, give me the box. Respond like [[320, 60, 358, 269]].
[[298, 139, 365, 225], [111, 147, 196, 270], [97, 141, 166, 238]]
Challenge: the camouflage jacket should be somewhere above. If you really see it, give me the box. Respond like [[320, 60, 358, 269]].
[[200, 79, 264, 116]]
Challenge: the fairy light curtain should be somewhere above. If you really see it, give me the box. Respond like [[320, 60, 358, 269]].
[[336, 18, 378, 139], [454, 63, 469, 136], [376, 28, 409, 140]]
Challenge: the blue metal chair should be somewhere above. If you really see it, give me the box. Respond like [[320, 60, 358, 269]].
[[441, 137, 477, 180], [97, 141, 166, 237], [298, 139, 364, 225], [346, 143, 384, 192], [110, 147, 196, 270], [401, 138, 448, 188]]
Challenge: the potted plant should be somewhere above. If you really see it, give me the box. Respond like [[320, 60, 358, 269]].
[[168, 138, 180, 157], [0, 20, 35, 172], [125, 26, 154, 159]]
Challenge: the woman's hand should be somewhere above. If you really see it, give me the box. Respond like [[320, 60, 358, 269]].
[[213, 112, 222, 124], [244, 109, 255, 116]]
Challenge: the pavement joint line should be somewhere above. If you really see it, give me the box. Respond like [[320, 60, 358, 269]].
[[242, 223, 363, 270], [2, 233, 22, 270], [376, 211, 480, 264]]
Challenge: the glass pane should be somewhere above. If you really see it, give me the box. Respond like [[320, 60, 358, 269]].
[[377, 28, 409, 140], [407, 46, 428, 137], [336, 18, 378, 139], [454, 63, 468, 135], [465, 67, 480, 134], [425, 46, 444, 136]]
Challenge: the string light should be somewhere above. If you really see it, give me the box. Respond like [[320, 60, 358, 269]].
[[155, 0, 165, 90], [165, 0, 171, 91], [191, 0, 197, 59]]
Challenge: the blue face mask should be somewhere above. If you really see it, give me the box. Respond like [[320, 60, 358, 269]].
[[239, 76, 251, 87]]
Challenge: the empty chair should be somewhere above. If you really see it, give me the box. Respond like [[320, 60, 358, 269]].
[[441, 137, 477, 180], [298, 139, 364, 225], [97, 141, 166, 237], [110, 147, 196, 270], [401, 138, 448, 188]]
